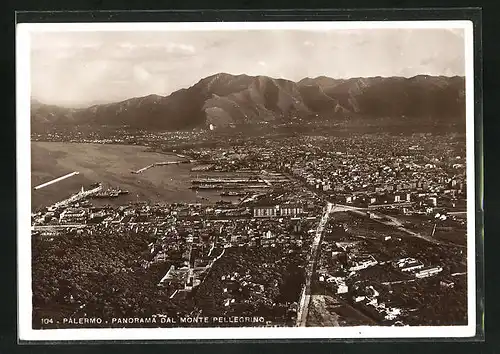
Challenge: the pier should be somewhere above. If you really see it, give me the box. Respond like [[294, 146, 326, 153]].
[[48, 185, 103, 210], [191, 178, 263, 184], [34, 171, 80, 190], [190, 184, 269, 190], [132, 161, 189, 174]]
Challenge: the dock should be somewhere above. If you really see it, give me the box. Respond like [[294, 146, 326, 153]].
[[132, 161, 189, 174], [34, 171, 80, 190], [48, 185, 103, 210]]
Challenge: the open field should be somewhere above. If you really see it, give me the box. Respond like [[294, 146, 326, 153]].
[[31, 142, 220, 210], [433, 228, 467, 246], [306, 295, 340, 327], [384, 214, 467, 246], [307, 294, 376, 327]]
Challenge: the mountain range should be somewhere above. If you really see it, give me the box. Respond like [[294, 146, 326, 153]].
[[31, 73, 466, 132]]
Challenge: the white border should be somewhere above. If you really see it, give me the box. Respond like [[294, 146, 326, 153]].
[[17, 20, 476, 341]]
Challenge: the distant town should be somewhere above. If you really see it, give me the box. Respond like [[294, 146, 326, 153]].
[[31, 123, 468, 328]]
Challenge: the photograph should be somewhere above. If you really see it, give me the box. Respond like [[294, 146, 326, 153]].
[[16, 20, 477, 341]]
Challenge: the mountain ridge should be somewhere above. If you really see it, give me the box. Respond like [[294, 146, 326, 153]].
[[31, 73, 466, 132]]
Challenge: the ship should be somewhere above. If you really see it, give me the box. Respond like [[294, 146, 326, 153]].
[[92, 191, 119, 198], [90, 188, 129, 199], [220, 191, 245, 196], [191, 183, 269, 190]]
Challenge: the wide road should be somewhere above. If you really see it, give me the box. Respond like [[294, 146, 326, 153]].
[[296, 202, 333, 327]]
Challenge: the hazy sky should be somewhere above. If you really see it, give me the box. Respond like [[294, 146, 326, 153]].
[[30, 28, 465, 107]]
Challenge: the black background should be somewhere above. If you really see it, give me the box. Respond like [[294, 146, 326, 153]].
[[1, 1, 497, 353]]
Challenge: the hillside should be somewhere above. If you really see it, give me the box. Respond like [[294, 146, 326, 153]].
[[31, 73, 466, 132]]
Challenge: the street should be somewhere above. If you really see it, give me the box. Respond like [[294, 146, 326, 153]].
[[296, 202, 333, 327]]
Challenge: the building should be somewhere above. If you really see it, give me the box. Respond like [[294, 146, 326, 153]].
[[393, 257, 425, 273], [279, 204, 303, 217], [253, 204, 303, 218], [154, 252, 168, 262], [415, 265, 443, 278], [59, 208, 87, 224], [324, 276, 349, 294], [253, 205, 279, 218], [428, 197, 438, 207], [348, 254, 378, 271], [337, 283, 349, 294], [440, 279, 455, 288], [393, 193, 411, 203]]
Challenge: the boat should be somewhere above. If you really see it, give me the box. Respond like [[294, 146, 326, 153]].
[[90, 188, 126, 199], [91, 192, 119, 199], [220, 191, 244, 196]]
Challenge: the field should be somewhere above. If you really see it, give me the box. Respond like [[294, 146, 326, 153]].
[[306, 295, 340, 327], [433, 228, 467, 246], [387, 214, 467, 246], [306, 294, 376, 327], [31, 142, 214, 210]]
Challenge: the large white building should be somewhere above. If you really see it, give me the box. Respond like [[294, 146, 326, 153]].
[[415, 265, 443, 278], [348, 254, 378, 272], [59, 208, 87, 224], [253, 204, 303, 218], [393, 257, 425, 273]]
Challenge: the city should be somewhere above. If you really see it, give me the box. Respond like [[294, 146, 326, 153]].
[[31, 125, 468, 328]]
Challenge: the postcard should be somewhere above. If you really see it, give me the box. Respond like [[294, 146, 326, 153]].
[[16, 19, 477, 341]]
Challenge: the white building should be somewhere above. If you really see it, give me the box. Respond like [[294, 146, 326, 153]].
[[415, 266, 443, 278], [393, 257, 425, 273], [348, 254, 378, 271]]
